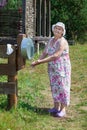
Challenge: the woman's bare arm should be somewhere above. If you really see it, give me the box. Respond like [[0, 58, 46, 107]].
[[31, 40, 66, 66]]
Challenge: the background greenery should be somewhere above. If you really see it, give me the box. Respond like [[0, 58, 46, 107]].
[[0, 43, 87, 130], [2, 0, 22, 10], [51, 0, 87, 42]]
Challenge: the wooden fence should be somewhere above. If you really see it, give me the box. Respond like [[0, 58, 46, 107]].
[[0, 0, 51, 109], [0, 10, 22, 37], [0, 34, 26, 109]]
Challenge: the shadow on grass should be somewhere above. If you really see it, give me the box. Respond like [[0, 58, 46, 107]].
[[18, 101, 50, 115], [0, 99, 50, 116], [0, 100, 50, 115]]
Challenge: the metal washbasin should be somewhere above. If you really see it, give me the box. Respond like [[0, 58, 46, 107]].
[[21, 37, 34, 60]]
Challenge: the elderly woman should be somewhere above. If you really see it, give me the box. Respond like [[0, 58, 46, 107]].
[[31, 22, 71, 118]]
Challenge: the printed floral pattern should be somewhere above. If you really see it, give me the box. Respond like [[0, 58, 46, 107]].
[[46, 38, 71, 106]]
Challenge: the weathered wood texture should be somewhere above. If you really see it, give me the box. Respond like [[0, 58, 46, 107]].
[[7, 49, 17, 109], [0, 10, 22, 37], [0, 0, 51, 39], [0, 64, 16, 75], [16, 34, 26, 71], [0, 37, 16, 45], [32, 36, 50, 41], [34, 0, 51, 37], [0, 0, 51, 109], [0, 34, 26, 109], [0, 82, 16, 94]]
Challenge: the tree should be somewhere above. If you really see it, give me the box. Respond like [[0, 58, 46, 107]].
[[51, 0, 87, 41]]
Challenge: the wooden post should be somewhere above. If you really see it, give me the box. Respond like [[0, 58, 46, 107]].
[[7, 33, 26, 109], [36, 0, 42, 36], [0, 43, 17, 109], [41, 0, 47, 36], [7, 50, 17, 109], [46, 0, 51, 36], [44, 0, 47, 36], [16, 33, 26, 71], [33, 0, 37, 36]]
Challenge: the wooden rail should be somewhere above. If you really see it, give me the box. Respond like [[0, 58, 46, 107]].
[[32, 36, 50, 54], [0, 82, 16, 94]]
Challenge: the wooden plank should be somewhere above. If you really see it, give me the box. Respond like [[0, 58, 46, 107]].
[[36, 0, 41, 36], [0, 82, 16, 94], [22, 0, 26, 34], [44, 0, 46, 36], [16, 34, 26, 71], [41, 0, 46, 36], [0, 37, 16, 45], [0, 10, 21, 16], [32, 36, 50, 41], [68, 40, 75, 45], [7, 48, 18, 109], [0, 45, 7, 57], [46, 0, 51, 36], [39, 0, 42, 36], [0, 9, 22, 37], [0, 64, 16, 75], [33, 0, 36, 35]]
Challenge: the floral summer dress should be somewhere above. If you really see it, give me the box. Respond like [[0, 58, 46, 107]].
[[46, 37, 71, 106]]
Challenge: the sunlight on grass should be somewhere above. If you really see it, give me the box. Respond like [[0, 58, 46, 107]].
[[0, 44, 87, 130]]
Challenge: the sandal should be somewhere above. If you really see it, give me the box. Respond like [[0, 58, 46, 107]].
[[48, 108, 59, 114], [55, 111, 66, 117]]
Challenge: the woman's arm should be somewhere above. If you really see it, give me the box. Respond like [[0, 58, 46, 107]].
[[38, 41, 65, 63], [39, 48, 48, 60], [31, 40, 66, 66]]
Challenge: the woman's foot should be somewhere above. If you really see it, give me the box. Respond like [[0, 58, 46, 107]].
[[48, 108, 59, 114], [55, 110, 66, 118]]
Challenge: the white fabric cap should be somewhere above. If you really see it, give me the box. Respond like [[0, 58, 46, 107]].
[[52, 22, 66, 36]]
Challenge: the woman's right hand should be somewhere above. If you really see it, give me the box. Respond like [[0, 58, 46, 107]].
[[31, 60, 40, 67]]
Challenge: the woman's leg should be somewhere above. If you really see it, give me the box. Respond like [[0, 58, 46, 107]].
[[54, 102, 60, 111], [60, 103, 66, 112], [55, 103, 66, 117], [48, 102, 60, 113]]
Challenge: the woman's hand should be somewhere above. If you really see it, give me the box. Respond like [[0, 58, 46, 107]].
[[31, 60, 40, 67]]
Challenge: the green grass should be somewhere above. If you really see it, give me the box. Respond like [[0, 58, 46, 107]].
[[0, 44, 87, 130]]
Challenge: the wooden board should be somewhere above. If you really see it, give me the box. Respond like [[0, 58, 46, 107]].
[[0, 82, 16, 94], [0, 10, 22, 37], [0, 64, 16, 75]]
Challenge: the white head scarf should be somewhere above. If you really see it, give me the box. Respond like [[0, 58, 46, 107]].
[[52, 22, 66, 36]]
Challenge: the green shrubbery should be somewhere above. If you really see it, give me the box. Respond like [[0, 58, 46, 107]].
[[2, 0, 22, 10], [51, 0, 87, 42]]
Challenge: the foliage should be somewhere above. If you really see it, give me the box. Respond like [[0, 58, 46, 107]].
[[2, 0, 22, 10], [51, 0, 87, 41], [0, 44, 87, 130]]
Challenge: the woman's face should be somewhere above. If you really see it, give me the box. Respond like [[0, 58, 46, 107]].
[[53, 26, 63, 37]]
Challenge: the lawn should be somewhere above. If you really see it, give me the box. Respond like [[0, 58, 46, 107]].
[[0, 43, 87, 130]]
